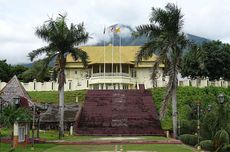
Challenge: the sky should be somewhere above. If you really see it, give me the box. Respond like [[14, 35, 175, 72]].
[[0, 0, 230, 64]]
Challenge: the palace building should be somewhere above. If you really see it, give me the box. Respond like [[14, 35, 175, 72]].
[[65, 45, 164, 90]]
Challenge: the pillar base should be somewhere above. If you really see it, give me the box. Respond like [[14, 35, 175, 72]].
[[13, 136, 18, 148]]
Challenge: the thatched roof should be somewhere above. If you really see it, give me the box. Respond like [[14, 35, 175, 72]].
[[40, 104, 80, 122], [0, 75, 33, 106]]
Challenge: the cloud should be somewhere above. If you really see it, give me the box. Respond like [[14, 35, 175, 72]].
[[0, 0, 230, 64]]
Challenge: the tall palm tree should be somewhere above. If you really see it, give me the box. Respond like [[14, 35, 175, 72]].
[[135, 3, 188, 138], [28, 14, 89, 139]]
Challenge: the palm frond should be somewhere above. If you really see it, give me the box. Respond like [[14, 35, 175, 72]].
[[135, 24, 161, 38], [70, 48, 88, 67], [73, 22, 89, 45], [28, 46, 52, 61]]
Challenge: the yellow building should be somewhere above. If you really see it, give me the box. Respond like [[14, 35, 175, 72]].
[[65, 46, 164, 90]]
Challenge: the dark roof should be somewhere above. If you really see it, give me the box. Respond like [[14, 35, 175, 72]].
[[40, 104, 80, 122], [0, 75, 33, 106]]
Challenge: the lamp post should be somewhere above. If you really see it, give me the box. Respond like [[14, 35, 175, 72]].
[[177, 111, 181, 137], [0, 96, 2, 114], [13, 96, 20, 107], [12, 96, 20, 149], [207, 104, 212, 112], [0, 96, 2, 149], [37, 103, 49, 138], [217, 93, 225, 130], [31, 104, 35, 150], [197, 102, 201, 150], [218, 94, 225, 104]]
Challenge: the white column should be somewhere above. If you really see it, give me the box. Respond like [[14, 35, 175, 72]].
[[99, 64, 101, 74], [14, 122, 19, 137], [70, 126, 73, 135], [91, 65, 94, 75], [128, 65, 131, 75]]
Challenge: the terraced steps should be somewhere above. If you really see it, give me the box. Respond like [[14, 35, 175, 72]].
[[75, 88, 164, 136]]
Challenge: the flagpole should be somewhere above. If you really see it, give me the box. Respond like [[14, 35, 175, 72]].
[[119, 33, 122, 89], [103, 27, 106, 90], [112, 32, 114, 89]]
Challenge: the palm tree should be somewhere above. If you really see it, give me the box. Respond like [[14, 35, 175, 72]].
[[134, 3, 188, 138], [28, 14, 89, 139], [181, 44, 207, 80]]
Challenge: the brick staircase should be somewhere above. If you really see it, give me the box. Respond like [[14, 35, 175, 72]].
[[75, 88, 164, 136]]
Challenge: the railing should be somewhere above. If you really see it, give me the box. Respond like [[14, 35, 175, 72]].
[[89, 73, 136, 85], [91, 73, 131, 77]]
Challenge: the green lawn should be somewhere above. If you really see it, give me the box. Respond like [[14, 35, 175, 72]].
[[0, 144, 197, 152], [33, 129, 168, 141], [28, 90, 86, 104], [0, 143, 55, 152], [2, 129, 168, 141]]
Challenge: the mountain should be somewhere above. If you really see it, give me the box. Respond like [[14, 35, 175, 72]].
[[20, 24, 210, 66], [21, 63, 33, 67], [186, 34, 209, 45], [94, 24, 210, 46]]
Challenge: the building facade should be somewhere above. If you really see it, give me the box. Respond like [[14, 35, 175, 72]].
[[0, 46, 229, 91], [64, 46, 164, 90]]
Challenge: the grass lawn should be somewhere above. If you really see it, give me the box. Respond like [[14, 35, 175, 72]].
[[0, 143, 197, 152], [28, 90, 86, 104], [0, 143, 55, 152], [2, 128, 168, 141], [37, 130, 168, 141]]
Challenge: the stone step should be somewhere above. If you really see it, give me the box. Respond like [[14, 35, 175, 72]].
[[75, 89, 163, 135]]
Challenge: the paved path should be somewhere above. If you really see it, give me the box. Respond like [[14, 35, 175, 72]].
[[46, 139, 182, 145]]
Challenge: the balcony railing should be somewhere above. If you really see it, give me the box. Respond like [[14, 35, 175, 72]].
[[91, 73, 131, 77], [89, 72, 136, 85]]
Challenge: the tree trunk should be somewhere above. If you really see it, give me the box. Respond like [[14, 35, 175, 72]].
[[58, 55, 66, 139], [172, 77, 177, 138], [59, 85, 64, 139]]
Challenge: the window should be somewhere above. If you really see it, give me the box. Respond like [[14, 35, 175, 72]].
[[19, 127, 25, 142], [122, 65, 129, 73], [131, 69, 136, 77], [68, 80, 72, 90]]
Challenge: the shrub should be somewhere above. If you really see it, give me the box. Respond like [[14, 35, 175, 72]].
[[180, 119, 196, 135], [213, 129, 229, 151], [221, 144, 230, 152], [179, 134, 198, 146], [200, 140, 213, 151], [151, 86, 230, 130]]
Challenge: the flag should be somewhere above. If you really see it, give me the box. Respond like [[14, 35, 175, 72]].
[[115, 27, 121, 33], [110, 26, 115, 33], [107, 25, 122, 34]]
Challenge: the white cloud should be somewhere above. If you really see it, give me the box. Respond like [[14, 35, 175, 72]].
[[0, 0, 230, 64]]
